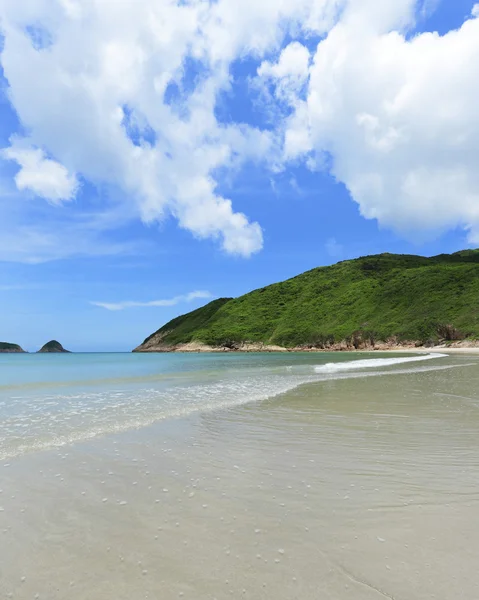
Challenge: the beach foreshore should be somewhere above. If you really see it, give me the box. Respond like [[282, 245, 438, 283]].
[[410, 346, 479, 354], [2, 359, 479, 600]]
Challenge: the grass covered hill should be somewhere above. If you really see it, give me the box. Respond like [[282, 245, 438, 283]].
[[134, 250, 479, 351]]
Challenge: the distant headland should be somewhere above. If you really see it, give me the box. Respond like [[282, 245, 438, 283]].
[[0, 342, 26, 353], [0, 340, 71, 353], [133, 250, 479, 353]]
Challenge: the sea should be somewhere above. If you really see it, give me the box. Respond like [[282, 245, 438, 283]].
[[1, 351, 478, 599]]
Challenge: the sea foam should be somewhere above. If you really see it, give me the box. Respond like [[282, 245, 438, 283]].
[[0, 352, 452, 460], [314, 353, 447, 373]]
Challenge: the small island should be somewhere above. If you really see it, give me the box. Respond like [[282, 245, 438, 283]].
[[37, 340, 71, 353], [0, 342, 26, 353]]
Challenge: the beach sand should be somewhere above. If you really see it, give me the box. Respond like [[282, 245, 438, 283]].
[[422, 346, 479, 354], [1, 356, 479, 599]]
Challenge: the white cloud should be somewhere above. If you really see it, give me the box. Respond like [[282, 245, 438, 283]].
[[2, 141, 78, 204], [0, 0, 340, 258], [283, 0, 479, 242], [258, 42, 310, 104], [472, 5, 479, 18], [1, 0, 478, 255], [91, 291, 213, 311]]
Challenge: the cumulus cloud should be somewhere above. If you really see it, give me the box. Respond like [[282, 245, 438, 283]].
[[1, 0, 478, 257], [258, 42, 311, 105], [0, 0, 340, 258], [91, 291, 213, 311], [283, 0, 479, 242], [2, 140, 78, 203]]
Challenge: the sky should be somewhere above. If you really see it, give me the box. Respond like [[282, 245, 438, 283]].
[[0, 0, 478, 352]]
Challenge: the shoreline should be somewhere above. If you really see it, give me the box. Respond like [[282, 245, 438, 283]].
[[2, 361, 479, 600], [133, 340, 479, 355]]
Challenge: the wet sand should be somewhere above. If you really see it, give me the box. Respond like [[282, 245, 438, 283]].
[[1, 357, 479, 599]]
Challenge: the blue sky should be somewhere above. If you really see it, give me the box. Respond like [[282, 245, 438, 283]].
[[0, 0, 478, 351]]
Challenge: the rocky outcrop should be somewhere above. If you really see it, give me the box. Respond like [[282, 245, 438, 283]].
[[133, 341, 290, 353], [0, 342, 26, 353], [37, 340, 71, 353], [133, 338, 479, 353], [133, 330, 172, 352]]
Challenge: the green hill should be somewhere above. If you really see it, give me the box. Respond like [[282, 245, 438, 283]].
[[134, 250, 479, 351]]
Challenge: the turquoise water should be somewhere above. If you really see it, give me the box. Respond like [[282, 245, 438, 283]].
[[0, 351, 451, 460]]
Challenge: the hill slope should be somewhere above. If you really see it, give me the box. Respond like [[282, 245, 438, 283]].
[[38, 340, 71, 353], [0, 342, 26, 353], [134, 250, 479, 352]]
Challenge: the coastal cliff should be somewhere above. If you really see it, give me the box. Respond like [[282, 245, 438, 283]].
[[0, 342, 26, 353], [38, 340, 71, 353], [133, 250, 479, 353]]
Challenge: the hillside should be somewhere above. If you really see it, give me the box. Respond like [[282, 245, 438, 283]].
[[38, 340, 70, 353], [134, 250, 479, 352], [0, 342, 26, 353]]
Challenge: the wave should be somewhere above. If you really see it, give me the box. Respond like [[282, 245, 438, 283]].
[[314, 353, 448, 373]]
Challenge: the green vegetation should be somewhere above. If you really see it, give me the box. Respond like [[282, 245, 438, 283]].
[[0, 342, 25, 353], [141, 298, 233, 347], [136, 250, 479, 350]]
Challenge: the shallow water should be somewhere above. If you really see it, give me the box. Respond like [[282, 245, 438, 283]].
[[1, 352, 479, 599], [0, 351, 449, 460]]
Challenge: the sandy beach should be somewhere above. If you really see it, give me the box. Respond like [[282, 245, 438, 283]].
[[419, 346, 479, 354], [1, 352, 479, 599]]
